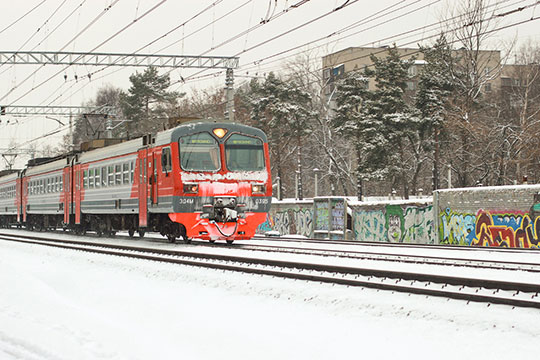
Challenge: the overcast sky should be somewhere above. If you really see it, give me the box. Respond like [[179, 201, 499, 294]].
[[0, 0, 538, 167]]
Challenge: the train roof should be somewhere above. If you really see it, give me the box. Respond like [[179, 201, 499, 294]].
[[78, 136, 141, 164], [25, 157, 68, 176], [155, 121, 268, 146], [0, 170, 19, 183], [11, 121, 268, 174]]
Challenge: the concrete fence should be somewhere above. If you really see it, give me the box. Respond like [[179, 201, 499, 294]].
[[258, 185, 540, 249]]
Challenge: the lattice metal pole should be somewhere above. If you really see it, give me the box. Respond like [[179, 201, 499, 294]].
[[225, 68, 235, 122]]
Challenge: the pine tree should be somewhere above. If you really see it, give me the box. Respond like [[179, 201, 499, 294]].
[[120, 67, 181, 137], [334, 69, 373, 199], [248, 72, 313, 199], [368, 46, 417, 198], [416, 35, 456, 190]]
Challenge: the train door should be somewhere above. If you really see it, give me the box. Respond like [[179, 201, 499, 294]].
[[16, 174, 22, 223], [74, 164, 82, 224], [63, 166, 71, 225], [150, 151, 159, 206], [138, 148, 148, 227]]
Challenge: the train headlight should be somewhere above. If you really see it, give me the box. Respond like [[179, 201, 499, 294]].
[[251, 184, 265, 194], [213, 128, 228, 138], [183, 183, 199, 194]]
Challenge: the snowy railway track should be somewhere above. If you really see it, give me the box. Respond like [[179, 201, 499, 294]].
[[226, 240, 540, 273], [1, 232, 540, 309]]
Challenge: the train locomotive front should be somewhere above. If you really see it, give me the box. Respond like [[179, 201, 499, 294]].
[[162, 122, 271, 243]]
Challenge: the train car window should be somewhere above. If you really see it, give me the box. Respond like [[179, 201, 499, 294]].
[[225, 134, 265, 171], [89, 169, 94, 188], [94, 168, 100, 188], [60, 176, 63, 192], [101, 167, 107, 187], [130, 161, 135, 184], [123, 163, 130, 184], [83, 170, 88, 189], [40, 179, 44, 194], [115, 164, 122, 185], [161, 147, 172, 173], [108, 165, 114, 186], [179, 132, 220, 171]]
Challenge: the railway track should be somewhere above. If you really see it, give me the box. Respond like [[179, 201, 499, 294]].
[[1, 231, 540, 309]]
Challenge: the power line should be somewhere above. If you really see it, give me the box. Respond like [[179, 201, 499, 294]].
[[1, 0, 171, 106], [0, 0, 48, 36], [40, 0, 232, 108], [172, 0, 360, 87], [179, 5, 540, 118], [0, 0, 124, 104]]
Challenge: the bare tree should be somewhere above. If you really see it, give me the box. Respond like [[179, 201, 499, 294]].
[[443, 0, 508, 187]]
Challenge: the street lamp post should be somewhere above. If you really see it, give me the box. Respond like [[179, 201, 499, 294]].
[[313, 168, 321, 197]]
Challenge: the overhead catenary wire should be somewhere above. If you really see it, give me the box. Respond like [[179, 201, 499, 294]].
[[3, 0, 536, 122], [224, 0, 526, 86], [0, 0, 124, 104], [5, 1, 539, 148], [0, 0, 90, 78], [0, 0, 48, 36], [1, 0, 168, 106], [38, 0, 233, 107], [44, 0, 524, 113], [48, 0, 423, 105], [178, 7, 540, 119]]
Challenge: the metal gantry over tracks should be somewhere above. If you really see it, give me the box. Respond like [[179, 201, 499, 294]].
[[0, 51, 239, 69]]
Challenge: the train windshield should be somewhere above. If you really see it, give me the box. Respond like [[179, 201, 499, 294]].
[[179, 132, 220, 171], [225, 134, 265, 171]]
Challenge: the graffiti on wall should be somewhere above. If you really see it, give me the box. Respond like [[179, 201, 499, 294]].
[[439, 208, 540, 248], [353, 205, 434, 243], [256, 207, 313, 237]]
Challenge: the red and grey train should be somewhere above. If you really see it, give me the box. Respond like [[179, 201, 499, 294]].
[[0, 121, 272, 243]]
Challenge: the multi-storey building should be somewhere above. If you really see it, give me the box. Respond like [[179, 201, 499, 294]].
[[322, 46, 503, 101]]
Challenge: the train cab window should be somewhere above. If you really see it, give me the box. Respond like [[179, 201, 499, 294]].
[[179, 132, 220, 171], [161, 147, 172, 173], [225, 134, 265, 171]]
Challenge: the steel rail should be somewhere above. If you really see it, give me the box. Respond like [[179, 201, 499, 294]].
[[1, 233, 540, 309], [253, 235, 540, 254]]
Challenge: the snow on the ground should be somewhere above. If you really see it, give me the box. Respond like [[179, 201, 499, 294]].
[[1, 237, 540, 360]]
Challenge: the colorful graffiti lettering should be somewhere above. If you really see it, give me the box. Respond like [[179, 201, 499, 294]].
[[472, 211, 540, 248], [353, 205, 434, 243], [257, 207, 313, 237], [403, 206, 434, 244], [353, 210, 386, 242], [256, 214, 273, 234], [439, 208, 540, 248], [439, 208, 476, 245]]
